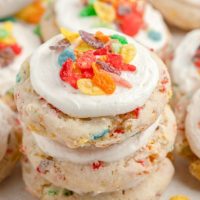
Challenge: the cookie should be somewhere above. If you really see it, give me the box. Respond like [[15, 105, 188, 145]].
[[150, 0, 200, 30], [15, 28, 171, 148], [0, 21, 40, 95], [22, 106, 176, 194], [40, 0, 172, 62], [0, 0, 33, 18], [22, 157, 174, 200], [0, 92, 21, 182]]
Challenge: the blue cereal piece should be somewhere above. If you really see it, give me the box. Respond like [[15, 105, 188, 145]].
[[147, 30, 162, 41], [92, 129, 109, 140], [58, 48, 75, 66]]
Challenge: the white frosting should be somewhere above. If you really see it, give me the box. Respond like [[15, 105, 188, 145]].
[[33, 117, 160, 164], [54, 0, 168, 52], [30, 28, 159, 118], [0, 102, 15, 161], [171, 29, 200, 95], [0, 0, 33, 18], [185, 89, 200, 159], [0, 23, 40, 95]]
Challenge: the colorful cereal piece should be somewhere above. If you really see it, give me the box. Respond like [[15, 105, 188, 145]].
[[58, 48, 75, 66], [60, 27, 79, 43], [110, 34, 128, 45], [95, 31, 110, 43], [120, 44, 136, 63], [111, 40, 122, 53], [96, 60, 121, 75], [92, 161, 104, 170], [0, 29, 8, 39], [75, 40, 94, 53], [94, 1, 116, 23], [148, 29, 162, 41], [80, 4, 97, 17], [60, 59, 82, 89], [119, 11, 143, 36], [76, 50, 96, 69], [16, 1, 45, 24], [79, 30, 104, 49], [77, 78, 105, 95], [92, 64, 116, 94], [107, 71, 132, 88]]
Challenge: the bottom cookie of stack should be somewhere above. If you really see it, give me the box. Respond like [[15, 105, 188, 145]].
[[22, 157, 174, 200]]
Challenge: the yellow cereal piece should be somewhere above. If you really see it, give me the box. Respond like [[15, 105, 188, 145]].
[[60, 27, 79, 43], [75, 40, 94, 53], [94, 1, 116, 23], [120, 44, 137, 64], [170, 195, 190, 200], [3, 22, 13, 32], [77, 78, 105, 96]]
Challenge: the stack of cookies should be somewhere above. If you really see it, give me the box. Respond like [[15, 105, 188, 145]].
[[15, 28, 176, 200]]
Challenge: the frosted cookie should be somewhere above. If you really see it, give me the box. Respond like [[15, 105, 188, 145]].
[[0, 0, 33, 18], [22, 157, 174, 200], [0, 21, 40, 95], [185, 89, 200, 181], [40, 0, 172, 62], [15, 28, 171, 148], [22, 106, 176, 194], [170, 30, 200, 156], [0, 91, 21, 183], [150, 0, 200, 30]]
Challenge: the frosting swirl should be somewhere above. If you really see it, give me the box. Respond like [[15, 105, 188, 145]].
[[172, 29, 200, 95], [185, 89, 200, 159], [30, 28, 159, 118], [33, 116, 160, 164]]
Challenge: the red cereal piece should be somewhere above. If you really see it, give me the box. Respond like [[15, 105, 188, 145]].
[[10, 44, 22, 55], [60, 59, 82, 89], [121, 63, 136, 71], [106, 53, 123, 69], [92, 161, 104, 170], [118, 3, 144, 36], [76, 50, 96, 69], [81, 68, 94, 79], [94, 47, 108, 55]]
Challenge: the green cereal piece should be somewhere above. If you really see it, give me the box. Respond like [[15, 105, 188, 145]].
[[111, 41, 122, 53], [48, 188, 59, 196], [34, 25, 41, 37], [110, 34, 128, 45], [0, 17, 16, 22], [80, 5, 97, 17], [0, 29, 8, 39], [63, 189, 74, 196]]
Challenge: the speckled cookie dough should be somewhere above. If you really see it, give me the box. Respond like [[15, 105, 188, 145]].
[[22, 157, 174, 200], [22, 106, 176, 194], [15, 52, 171, 149], [0, 91, 21, 183]]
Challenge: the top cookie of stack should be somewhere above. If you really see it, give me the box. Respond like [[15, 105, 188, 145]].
[[15, 28, 171, 149]]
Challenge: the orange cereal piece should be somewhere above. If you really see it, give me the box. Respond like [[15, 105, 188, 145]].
[[92, 64, 116, 94], [95, 31, 110, 43]]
